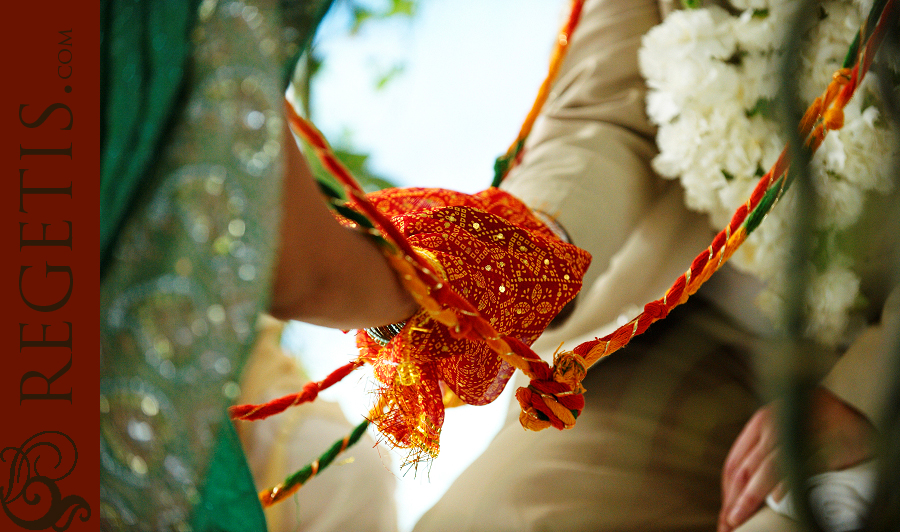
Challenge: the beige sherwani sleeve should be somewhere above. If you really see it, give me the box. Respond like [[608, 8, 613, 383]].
[[735, 286, 900, 532], [415, 0, 895, 531], [414, 1, 761, 531], [822, 285, 900, 430], [500, 0, 715, 354]]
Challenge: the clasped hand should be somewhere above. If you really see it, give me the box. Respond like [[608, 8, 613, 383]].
[[717, 387, 875, 532]]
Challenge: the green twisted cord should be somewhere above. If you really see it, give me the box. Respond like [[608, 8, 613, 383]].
[[265, 419, 371, 505]]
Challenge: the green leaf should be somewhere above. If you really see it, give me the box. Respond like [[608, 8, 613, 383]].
[[375, 64, 405, 90], [333, 148, 369, 173], [388, 0, 416, 17], [351, 5, 373, 35], [747, 97, 775, 118], [724, 50, 746, 67]]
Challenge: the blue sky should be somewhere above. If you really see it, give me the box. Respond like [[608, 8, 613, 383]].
[[310, 0, 564, 191]]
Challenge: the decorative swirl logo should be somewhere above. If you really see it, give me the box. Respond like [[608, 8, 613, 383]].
[[1, 431, 91, 530]]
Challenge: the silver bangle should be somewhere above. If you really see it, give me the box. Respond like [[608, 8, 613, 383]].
[[533, 210, 572, 244], [364, 321, 408, 346]]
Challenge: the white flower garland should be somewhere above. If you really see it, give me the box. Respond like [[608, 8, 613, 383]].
[[639, 0, 897, 345]]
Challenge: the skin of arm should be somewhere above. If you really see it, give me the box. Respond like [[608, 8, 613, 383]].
[[268, 126, 418, 329]]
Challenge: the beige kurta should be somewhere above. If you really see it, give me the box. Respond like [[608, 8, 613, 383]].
[[236, 317, 398, 532], [416, 1, 759, 529], [414, 0, 897, 530]]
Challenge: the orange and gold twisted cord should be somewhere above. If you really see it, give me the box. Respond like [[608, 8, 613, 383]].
[[492, 0, 586, 185]]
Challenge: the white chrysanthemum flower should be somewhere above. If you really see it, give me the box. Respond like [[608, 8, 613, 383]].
[[799, 2, 864, 97], [819, 130, 847, 173], [694, 61, 744, 109], [739, 54, 778, 109], [840, 83, 896, 193], [653, 116, 702, 178], [716, 178, 759, 221], [729, 0, 773, 11], [814, 169, 866, 229], [646, 90, 681, 123], [753, 256, 860, 344], [805, 263, 861, 344], [721, 114, 766, 176], [731, 192, 794, 279], [681, 166, 728, 212], [640, 7, 736, 84], [640, 0, 896, 344], [732, 6, 786, 52]]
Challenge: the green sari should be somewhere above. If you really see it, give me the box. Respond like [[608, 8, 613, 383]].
[[100, 1, 332, 529]]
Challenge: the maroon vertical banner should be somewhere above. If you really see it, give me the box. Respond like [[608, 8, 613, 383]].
[[0, 2, 99, 531]]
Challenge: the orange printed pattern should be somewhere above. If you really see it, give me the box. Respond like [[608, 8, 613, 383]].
[[351, 187, 591, 458]]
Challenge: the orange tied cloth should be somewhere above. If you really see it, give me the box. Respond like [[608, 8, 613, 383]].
[[350, 187, 591, 459]]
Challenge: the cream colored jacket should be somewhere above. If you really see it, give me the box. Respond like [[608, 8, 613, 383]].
[[502, 0, 898, 430]]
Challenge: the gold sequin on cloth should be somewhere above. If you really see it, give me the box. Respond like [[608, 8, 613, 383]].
[[353, 187, 591, 459]]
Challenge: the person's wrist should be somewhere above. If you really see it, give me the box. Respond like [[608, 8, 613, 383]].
[[810, 387, 876, 472]]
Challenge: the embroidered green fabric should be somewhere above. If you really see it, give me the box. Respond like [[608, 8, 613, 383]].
[[100, 1, 333, 529]]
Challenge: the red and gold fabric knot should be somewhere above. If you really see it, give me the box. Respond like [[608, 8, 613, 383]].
[[514, 349, 587, 431], [349, 187, 591, 458]]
